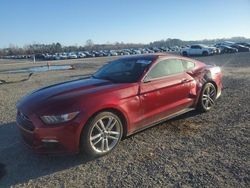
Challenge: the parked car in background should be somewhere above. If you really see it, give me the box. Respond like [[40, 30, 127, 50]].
[[172, 46, 181, 52], [109, 50, 118, 56], [210, 46, 221, 54], [236, 42, 250, 48], [137, 48, 145, 54], [151, 47, 162, 53], [214, 41, 249, 52], [54, 53, 67, 60], [16, 54, 222, 157], [130, 49, 140, 55], [54, 53, 61, 60], [4, 40, 250, 61], [181, 44, 216, 56], [44, 53, 54, 60], [230, 44, 250, 52], [121, 50, 130, 55], [61, 53, 68, 59], [77, 52, 86, 58], [216, 41, 236, 48], [92, 51, 103, 57], [67, 52, 78, 59], [84, 51, 95, 58], [115, 50, 124, 56], [35, 54, 45, 60], [217, 45, 238, 53], [159, 47, 168, 52], [145, 48, 154, 53], [98, 51, 108, 57]]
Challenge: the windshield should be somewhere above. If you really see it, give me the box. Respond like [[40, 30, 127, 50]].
[[93, 59, 152, 83], [199, 44, 208, 48]]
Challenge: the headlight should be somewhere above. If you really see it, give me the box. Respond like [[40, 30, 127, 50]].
[[41, 111, 79, 124]]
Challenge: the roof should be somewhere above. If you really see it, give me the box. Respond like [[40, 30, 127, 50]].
[[119, 53, 180, 61]]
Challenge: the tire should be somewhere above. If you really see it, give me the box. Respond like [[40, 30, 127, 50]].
[[182, 51, 188, 56], [80, 111, 123, 157], [202, 51, 209, 56], [197, 83, 217, 112]]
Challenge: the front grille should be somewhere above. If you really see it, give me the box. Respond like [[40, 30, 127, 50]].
[[17, 111, 35, 132]]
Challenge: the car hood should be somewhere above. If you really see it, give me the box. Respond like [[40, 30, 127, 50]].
[[17, 78, 119, 114]]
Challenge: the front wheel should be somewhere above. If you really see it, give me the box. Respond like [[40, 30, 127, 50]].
[[182, 51, 188, 56], [80, 112, 123, 157], [197, 83, 217, 112]]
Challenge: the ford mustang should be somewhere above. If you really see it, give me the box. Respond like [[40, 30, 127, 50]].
[[16, 54, 222, 157]]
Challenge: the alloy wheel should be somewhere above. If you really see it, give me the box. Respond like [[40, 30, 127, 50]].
[[89, 116, 121, 153], [202, 84, 216, 110]]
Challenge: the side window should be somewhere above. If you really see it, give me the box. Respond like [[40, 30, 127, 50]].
[[166, 59, 184, 74], [191, 45, 201, 49], [182, 60, 195, 70], [146, 60, 169, 79], [146, 59, 184, 79]]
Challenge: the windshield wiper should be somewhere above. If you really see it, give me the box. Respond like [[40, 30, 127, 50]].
[[102, 76, 116, 82]]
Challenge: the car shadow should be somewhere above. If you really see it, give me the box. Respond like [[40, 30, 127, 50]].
[[0, 122, 94, 187], [125, 110, 201, 139], [0, 163, 6, 181], [171, 110, 201, 121]]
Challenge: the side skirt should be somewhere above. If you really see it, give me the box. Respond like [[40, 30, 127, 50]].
[[127, 108, 195, 136]]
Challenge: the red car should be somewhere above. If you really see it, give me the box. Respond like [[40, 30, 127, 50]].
[[16, 54, 222, 157]]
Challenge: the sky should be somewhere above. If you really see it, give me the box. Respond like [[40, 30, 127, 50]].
[[0, 0, 250, 48]]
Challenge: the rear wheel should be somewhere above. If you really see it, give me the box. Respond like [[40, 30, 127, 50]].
[[81, 111, 123, 157], [197, 83, 217, 112], [202, 51, 209, 56]]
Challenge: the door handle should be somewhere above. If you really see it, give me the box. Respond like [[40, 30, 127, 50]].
[[181, 79, 190, 83]]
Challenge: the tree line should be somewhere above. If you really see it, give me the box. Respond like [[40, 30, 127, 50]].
[[0, 40, 146, 56], [0, 37, 249, 57]]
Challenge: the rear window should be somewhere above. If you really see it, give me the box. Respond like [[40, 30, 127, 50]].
[[182, 60, 195, 70], [147, 59, 184, 79]]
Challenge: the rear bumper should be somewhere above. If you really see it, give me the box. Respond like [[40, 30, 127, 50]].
[[216, 86, 222, 99], [212, 71, 223, 99]]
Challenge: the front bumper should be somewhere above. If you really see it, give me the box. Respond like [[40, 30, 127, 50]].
[[208, 50, 217, 55], [16, 111, 84, 154]]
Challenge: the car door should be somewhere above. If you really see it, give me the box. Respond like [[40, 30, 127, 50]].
[[189, 45, 196, 55], [197, 46, 203, 55], [137, 58, 195, 129], [191, 45, 203, 55]]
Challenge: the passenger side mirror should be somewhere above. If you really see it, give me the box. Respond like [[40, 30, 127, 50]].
[[186, 70, 194, 76]]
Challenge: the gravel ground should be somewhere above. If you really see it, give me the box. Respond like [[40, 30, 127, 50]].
[[0, 53, 249, 187]]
